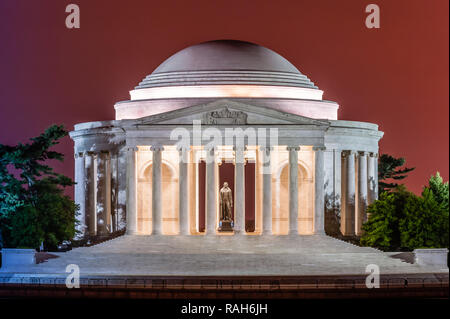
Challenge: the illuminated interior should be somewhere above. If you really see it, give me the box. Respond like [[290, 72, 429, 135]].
[[135, 145, 315, 235]]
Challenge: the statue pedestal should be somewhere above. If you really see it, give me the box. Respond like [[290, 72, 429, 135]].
[[218, 220, 234, 232]]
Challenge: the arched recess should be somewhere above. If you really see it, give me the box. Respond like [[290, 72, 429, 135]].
[[162, 162, 179, 234], [137, 160, 179, 235], [272, 160, 314, 235], [138, 162, 152, 234]]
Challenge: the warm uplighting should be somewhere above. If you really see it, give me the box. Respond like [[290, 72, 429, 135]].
[[135, 145, 315, 235], [129, 84, 324, 101]]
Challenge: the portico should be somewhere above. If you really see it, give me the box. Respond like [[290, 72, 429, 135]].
[[71, 101, 381, 239]]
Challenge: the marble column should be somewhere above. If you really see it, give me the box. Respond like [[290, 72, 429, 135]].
[[96, 151, 111, 236], [374, 153, 379, 200], [333, 149, 342, 209], [84, 152, 96, 236], [116, 148, 128, 231], [110, 151, 118, 233], [188, 150, 197, 234], [314, 146, 326, 234], [205, 146, 217, 235], [126, 147, 138, 235], [288, 146, 300, 235], [261, 147, 272, 235], [367, 153, 376, 205], [74, 152, 86, 239], [344, 150, 356, 236], [151, 145, 164, 235], [178, 147, 189, 235], [234, 146, 245, 234], [357, 152, 368, 235]]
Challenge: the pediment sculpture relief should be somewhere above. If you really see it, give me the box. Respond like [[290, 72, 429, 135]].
[[203, 107, 248, 125]]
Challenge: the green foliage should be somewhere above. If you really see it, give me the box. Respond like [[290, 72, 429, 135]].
[[360, 192, 396, 250], [361, 173, 449, 251], [426, 172, 449, 211], [399, 188, 449, 249], [360, 186, 412, 250], [378, 154, 415, 194], [0, 125, 77, 250], [8, 206, 43, 249]]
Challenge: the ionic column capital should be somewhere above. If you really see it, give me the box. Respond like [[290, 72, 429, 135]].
[[204, 145, 218, 153], [176, 145, 191, 153], [99, 150, 111, 158], [369, 152, 379, 158], [150, 145, 164, 152], [312, 146, 326, 152], [233, 145, 246, 165], [287, 146, 301, 152], [233, 145, 247, 152], [126, 146, 139, 152], [342, 150, 357, 157], [74, 152, 85, 159], [260, 146, 274, 152], [177, 146, 190, 164], [358, 151, 369, 157]]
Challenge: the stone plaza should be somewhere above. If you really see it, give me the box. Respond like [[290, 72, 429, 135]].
[[3, 235, 447, 277]]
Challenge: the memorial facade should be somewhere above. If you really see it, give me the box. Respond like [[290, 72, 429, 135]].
[[70, 40, 383, 239]]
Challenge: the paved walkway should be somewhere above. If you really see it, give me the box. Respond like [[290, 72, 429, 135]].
[[1, 235, 448, 276]]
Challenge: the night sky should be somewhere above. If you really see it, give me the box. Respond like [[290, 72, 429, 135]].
[[0, 0, 448, 195]]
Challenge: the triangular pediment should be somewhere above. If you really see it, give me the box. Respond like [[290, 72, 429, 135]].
[[125, 99, 330, 126]]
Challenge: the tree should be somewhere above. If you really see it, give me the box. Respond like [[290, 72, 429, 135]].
[[361, 176, 449, 251], [425, 172, 449, 211], [0, 125, 77, 250], [399, 188, 449, 250], [360, 186, 412, 250], [378, 154, 415, 194]]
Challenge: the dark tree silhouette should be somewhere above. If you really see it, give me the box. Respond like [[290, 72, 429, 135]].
[[378, 154, 415, 194], [0, 125, 77, 249]]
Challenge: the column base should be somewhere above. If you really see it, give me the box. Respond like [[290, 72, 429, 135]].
[[205, 232, 218, 236], [342, 231, 356, 237]]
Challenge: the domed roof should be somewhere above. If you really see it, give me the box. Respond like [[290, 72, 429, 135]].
[[134, 40, 318, 90]]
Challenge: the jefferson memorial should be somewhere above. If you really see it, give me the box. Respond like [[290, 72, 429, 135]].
[[70, 40, 382, 239]]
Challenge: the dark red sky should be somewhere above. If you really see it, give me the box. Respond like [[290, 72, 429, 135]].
[[0, 0, 448, 194]]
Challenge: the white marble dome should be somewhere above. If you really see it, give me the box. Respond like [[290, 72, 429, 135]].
[[115, 40, 339, 120], [135, 40, 318, 90]]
